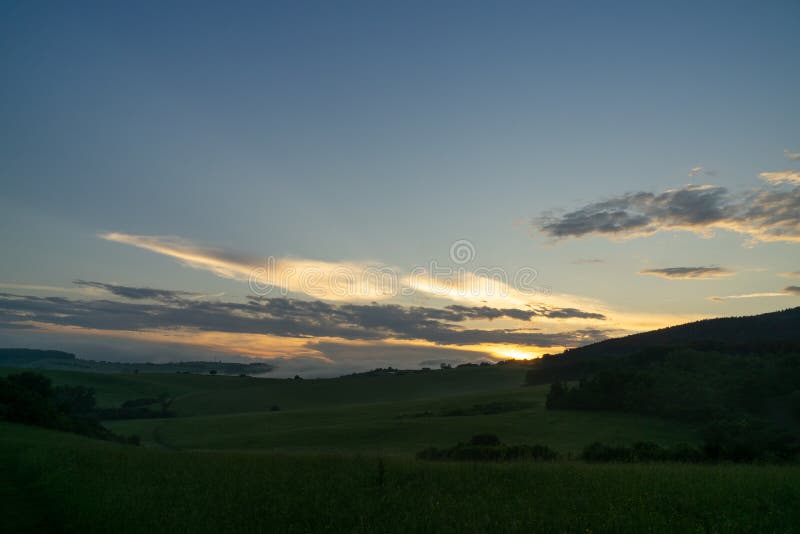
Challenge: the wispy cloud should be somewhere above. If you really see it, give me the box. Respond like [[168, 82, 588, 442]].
[[785, 149, 800, 161], [780, 271, 800, 278], [709, 286, 800, 301], [532, 184, 800, 244], [708, 292, 789, 301], [688, 166, 716, 177], [72, 280, 201, 301], [639, 266, 733, 280], [759, 171, 800, 186], [0, 282, 92, 294], [100, 232, 395, 301]]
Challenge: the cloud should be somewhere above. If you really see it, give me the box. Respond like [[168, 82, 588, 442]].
[[785, 149, 800, 161], [785, 286, 800, 295], [708, 286, 800, 301], [532, 184, 800, 244], [428, 303, 605, 321], [688, 167, 716, 177], [72, 280, 200, 301], [780, 271, 800, 278], [100, 233, 396, 301], [98, 235, 613, 335], [0, 288, 610, 350], [759, 171, 800, 186], [638, 266, 734, 280], [0, 283, 82, 294]]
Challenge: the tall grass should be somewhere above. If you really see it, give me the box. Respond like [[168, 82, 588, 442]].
[[3, 423, 799, 533]]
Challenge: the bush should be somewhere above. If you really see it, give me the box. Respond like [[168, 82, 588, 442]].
[[702, 417, 800, 462], [417, 435, 559, 462], [0, 371, 139, 444], [582, 441, 708, 463], [469, 434, 501, 446]]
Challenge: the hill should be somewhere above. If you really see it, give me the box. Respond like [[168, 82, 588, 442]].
[[564, 306, 800, 359], [0, 348, 273, 376], [523, 307, 800, 461], [526, 307, 800, 384], [2, 363, 693, 454]]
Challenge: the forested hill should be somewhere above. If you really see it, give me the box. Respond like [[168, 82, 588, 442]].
[[530, 308, 800, 461], [0, 348, 273, 376], [561, 306, 800, 361], [0, 348, 77, 366]]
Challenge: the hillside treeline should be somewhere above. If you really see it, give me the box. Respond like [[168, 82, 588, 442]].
[[0, 371, 140, 443], [533, 346, 800, 461]]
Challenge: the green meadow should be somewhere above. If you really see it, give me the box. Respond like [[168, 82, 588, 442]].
[[3, 365, 799, 532]]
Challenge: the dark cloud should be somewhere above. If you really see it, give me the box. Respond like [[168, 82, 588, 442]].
[[639, 266, 733, 280], [73, 279, 198, 301], [0, 287, 609, 349], [0, 328, 245, 364], [436, 304, 605, 321], [532, 185, 800, 244], [785, 286, 800, 295]]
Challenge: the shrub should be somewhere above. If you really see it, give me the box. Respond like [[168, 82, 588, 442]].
[[469, 434, 502, 446], [582, 441, 707, 463], [417, 435, 559, 462]]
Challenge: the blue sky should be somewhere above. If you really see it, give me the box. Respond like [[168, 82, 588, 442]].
[[1, 1, 799, 375]]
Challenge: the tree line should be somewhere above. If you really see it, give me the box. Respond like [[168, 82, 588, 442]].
[[537, 346, 800, 462], [0, 371, 141, 444]]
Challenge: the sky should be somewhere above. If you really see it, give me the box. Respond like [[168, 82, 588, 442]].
[[1, 1, 799, 376]]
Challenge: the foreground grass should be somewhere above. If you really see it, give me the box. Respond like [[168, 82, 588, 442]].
[[3, 423, 799, 533]]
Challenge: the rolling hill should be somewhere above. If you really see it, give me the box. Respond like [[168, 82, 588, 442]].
[[560, 306, 800, 360], [526, 306, 800, 384]]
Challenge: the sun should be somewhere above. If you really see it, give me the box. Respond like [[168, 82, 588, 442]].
[[486, 345, 540, 361]]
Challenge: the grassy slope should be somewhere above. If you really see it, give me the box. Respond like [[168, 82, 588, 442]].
[[2, 364, 697, 454], [1, 364, 529, 415], [3, 422, 799, 533], [108, 385, 696, 455]]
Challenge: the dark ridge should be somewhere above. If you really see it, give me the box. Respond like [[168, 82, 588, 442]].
[[526, 307, 800, 384], [563, 307, 800, 360]]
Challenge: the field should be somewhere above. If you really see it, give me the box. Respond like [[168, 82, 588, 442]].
[[3, 365, 800, 532], [4, 423, 800, 533]]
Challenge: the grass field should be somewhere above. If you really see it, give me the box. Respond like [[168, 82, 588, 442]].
[[3, 366, 798, 532], [106, 385, 695, 455], [0, 365, 696, 454], [3, 422, 799, 533], [1, 364, 531, 415]]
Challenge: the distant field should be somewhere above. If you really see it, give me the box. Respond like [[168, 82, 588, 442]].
[[3, 423, 798, 533], [1, 364, 531, 415], [107, 385, 696, 455], [1, 365, 696, 454]]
